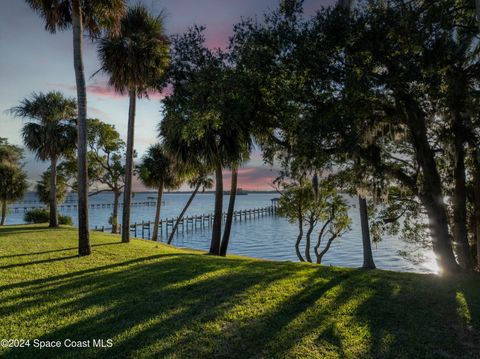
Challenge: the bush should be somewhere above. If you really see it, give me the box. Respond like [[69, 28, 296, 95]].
[[24, 209, 49, 223], [59, 215, 73, 225], [24, 209, 72, 225]]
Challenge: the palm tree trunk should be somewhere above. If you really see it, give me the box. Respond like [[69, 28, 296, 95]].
[[49, 156, 59, 227], [121, 88, 137, 243], [359, 195, 376, 269], [452, 126, 473, 270], [111, 189, 120, 234], [1, 200, 6, 226], [72, 0, 90, 256], [167, 182, 201, 245], [152, 182, 164, 242], [209, 158, 223, 255], [220, 166, 238, 256]]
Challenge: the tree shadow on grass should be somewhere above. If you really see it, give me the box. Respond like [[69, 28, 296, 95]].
[[0, 226, 75, 236], [1, 252, 479, 359], [2, 256, 295, 359], [174, 269, 480, 359], [0, 253, 193, 293], [0, 242, 124, 259], [0, 255, 80, 269], [338, 272, 480, 359]]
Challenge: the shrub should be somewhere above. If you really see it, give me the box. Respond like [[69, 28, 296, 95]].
[[24, 209, 72, 225], [24, 208, 49, 223], [59, 215, 73, 225]]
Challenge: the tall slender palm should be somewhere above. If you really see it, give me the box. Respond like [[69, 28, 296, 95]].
[[10, 91, 77, 227], [138, 144, 179, 242], [26, 0, 126, 255], [219, 166, 238, 256], [97, 5, 170, 243], [160, 26, 254, 255], [219, 143, 251, 256], [160, 108, 225, 254], [167, 171, 214, 245], [218, 68, 253, 256]]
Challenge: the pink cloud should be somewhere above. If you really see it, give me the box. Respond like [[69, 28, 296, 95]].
[[86, 84, 126, 100], [48, 82, 169, 101], [88, 106, 110, 118], [223, 166, 279, 190]]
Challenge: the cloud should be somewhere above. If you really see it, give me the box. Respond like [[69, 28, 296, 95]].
[[223, 166, 280, 190], [48, 81, 169, 101], [88, 106, 110, 118], [86, 84, 125, 100]]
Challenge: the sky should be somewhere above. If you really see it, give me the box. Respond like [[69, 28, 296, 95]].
[[0, 0, 335, 191]]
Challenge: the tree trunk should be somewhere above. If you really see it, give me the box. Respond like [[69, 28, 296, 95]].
[[295, 218, 305, 262], [359, 195, 375, 269], [1, 200, 6, 226], [316, 233, 338, 264], [72, 0, 90, 256], [406, 110, 460, 273], [476, 0, 480, 32], [314, 219, 331, 264], [209, 158, 223, 255], [49, 156, 59, 227], [305, 218, 314, 263], [152, 182, 164, 242], [167, 182, 201, 244], [121, 89, 137, 243], [220, 166, 238, 256], [472, 148, 480, 270], [111, 189, 120, 234], [452, 124, 473, 270]]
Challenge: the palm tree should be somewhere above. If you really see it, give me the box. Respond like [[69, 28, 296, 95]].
[[0, 138, 23, 165], [26, 0, 126, 255], [10, 91, 76, 228], [36, 169, 68, 208], [0, 139, 27, 226], [217, 69, 253, 256], [97, 5, 170, 243], [219, 166, 238, 256], [219, 141, 251, 256], [160, 106, 225, 254], [0, 165, 28, 226], [138, 144, 179, 242], [167, 171, 213, 245], [160, 26, 255, 255]]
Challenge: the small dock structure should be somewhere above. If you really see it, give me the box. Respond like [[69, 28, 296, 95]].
[[94, 205, 277, 240]]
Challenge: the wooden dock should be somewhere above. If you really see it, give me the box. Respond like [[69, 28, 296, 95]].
[[8, 201, 157, 213], [93, 205, 278, 240]]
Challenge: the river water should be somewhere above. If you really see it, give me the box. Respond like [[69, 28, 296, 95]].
[[5, 192, 438, 273]]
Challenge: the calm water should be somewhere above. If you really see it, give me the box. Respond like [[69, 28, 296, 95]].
[[6, 192, 437, 273]]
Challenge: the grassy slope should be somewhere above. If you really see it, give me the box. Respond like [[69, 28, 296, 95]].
[[0, 225, 478, 359]]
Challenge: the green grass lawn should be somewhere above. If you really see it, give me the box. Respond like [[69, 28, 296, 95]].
[[0, 224, 478, 358]]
